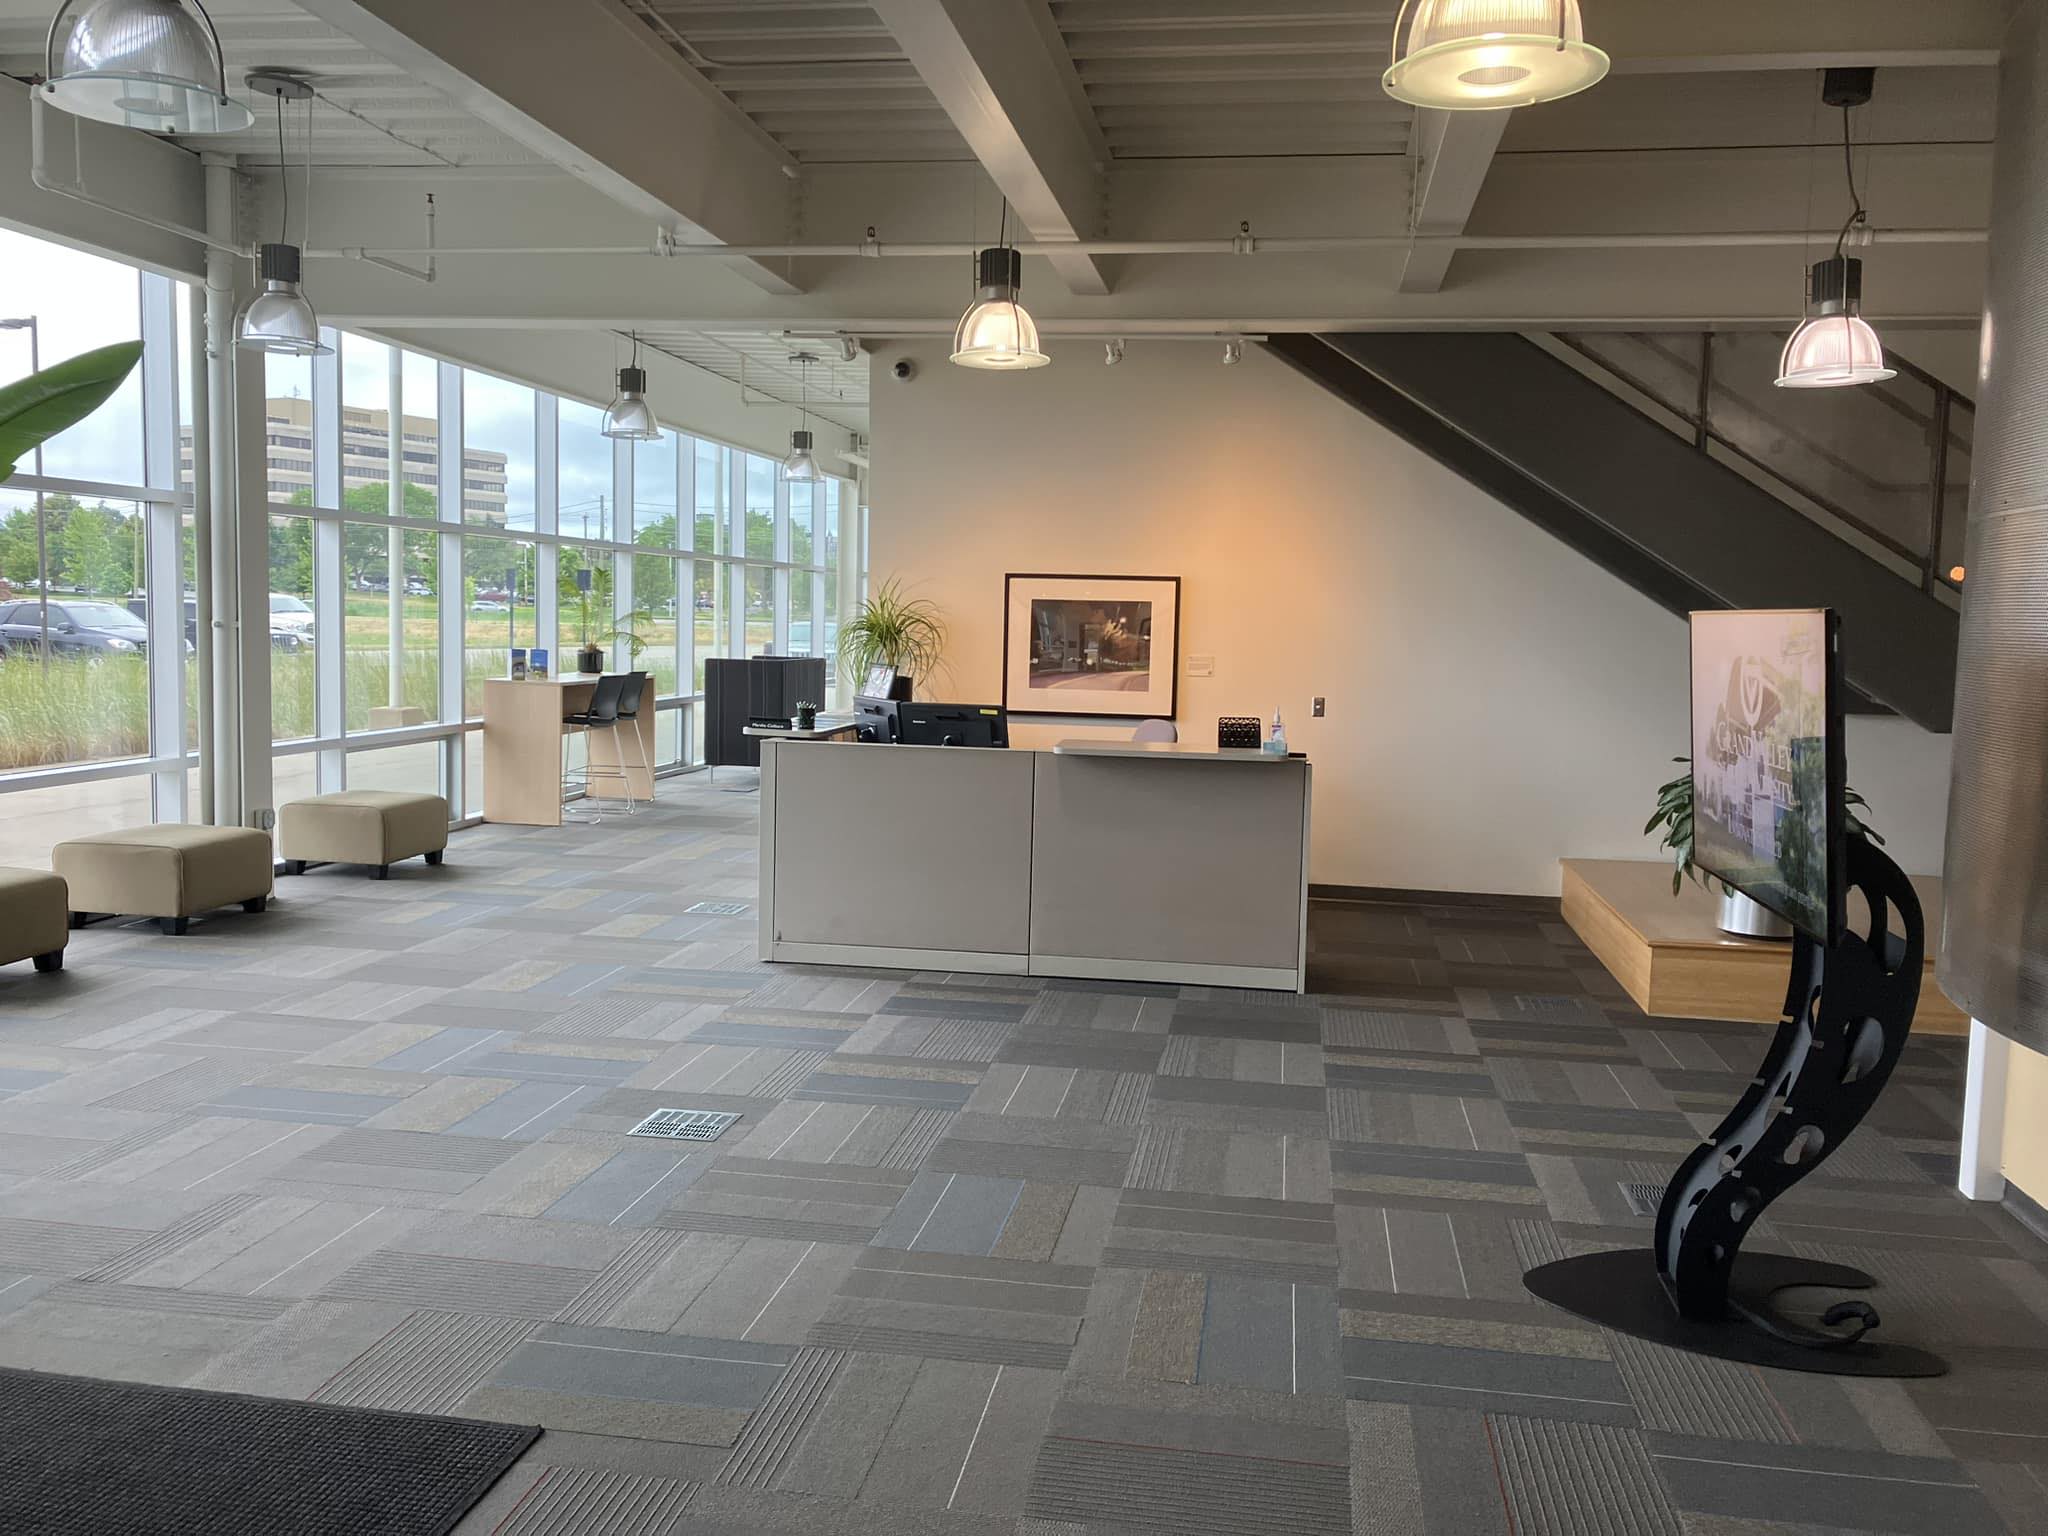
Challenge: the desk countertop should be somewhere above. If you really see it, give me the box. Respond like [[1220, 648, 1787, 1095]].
[[1052, 739, 1297, 763], [745, 719, 858, 739]]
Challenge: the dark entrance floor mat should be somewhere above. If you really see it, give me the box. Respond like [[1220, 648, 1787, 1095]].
[[0, 1366, 539, 1535]]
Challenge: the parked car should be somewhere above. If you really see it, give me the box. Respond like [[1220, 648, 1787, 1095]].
[[0, 598, 160, 660], [269, 592, 316, 644], [470, 599, 510, 614], [126, 597, 303, 652]]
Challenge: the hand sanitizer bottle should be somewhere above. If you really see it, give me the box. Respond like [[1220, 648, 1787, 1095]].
[[1266, 711, 1288, 756]]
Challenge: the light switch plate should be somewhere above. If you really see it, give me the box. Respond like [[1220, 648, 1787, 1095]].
[[1312, 697, 1326, 717], [1186, 654, 1215, 677]]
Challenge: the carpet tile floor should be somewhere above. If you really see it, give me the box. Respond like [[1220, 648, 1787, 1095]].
[[0, 778, 2044, 1533]]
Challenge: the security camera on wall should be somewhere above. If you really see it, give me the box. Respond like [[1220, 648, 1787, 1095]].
[[892, 358, 916, 382]]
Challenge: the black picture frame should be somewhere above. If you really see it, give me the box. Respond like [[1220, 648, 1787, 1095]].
[[1002, 573, 1181, 721]]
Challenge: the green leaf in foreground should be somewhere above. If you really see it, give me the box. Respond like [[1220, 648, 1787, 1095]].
[[0, 341, 145, 484]]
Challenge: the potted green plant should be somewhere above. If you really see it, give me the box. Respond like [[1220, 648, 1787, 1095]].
[[1645, 756, 1883, 938], [837, 577, 945, 697], [563, 564, 651, 675]]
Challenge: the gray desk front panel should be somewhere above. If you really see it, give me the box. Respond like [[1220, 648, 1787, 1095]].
[[1029, 755, 1309, 971], [769, 744, 1035, 955]]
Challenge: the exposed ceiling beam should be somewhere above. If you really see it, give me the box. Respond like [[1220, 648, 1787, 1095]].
[[870, 0, 1112, 295], [1600, 0, 2007, 74], [293, 0, 804, 295], [1399, 108, 1509, 295]]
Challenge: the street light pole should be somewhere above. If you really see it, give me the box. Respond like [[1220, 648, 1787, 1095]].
[[2, 318, 46, 674]]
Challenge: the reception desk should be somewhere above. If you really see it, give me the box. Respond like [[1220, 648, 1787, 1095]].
[[482, 674, 656, 826], [758, 739, 1311, 991]]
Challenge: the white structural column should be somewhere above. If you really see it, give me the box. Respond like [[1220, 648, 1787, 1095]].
[[202, 155, 247, 827], [871, 0, 1112, 295], [1959, 1018, 2013, 1201], [292, 0, 801, 295], [1400, 109, 1511, 294]]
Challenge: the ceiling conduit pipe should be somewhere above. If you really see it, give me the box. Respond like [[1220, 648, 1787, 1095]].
[[298, 227, 1986, 262], [29, 90, 247, 255]]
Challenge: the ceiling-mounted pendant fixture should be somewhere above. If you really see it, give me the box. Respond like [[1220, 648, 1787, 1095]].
[[1776, 69, 1896, 390], [238, 74, 330, 356], [953, 198, 1048, 372], [1382, 0, 1609, 110], [602, 333, 662, 440], [781, 352, 821, 482], [41, 0, 254, 134]]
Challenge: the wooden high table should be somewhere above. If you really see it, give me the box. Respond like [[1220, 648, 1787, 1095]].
[[1560, 858, 1966, 1036], [482, 674, 656, 826]]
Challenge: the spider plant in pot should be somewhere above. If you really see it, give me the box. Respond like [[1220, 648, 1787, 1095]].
[[1645, 757, 1883, 939], [837, 578, 944, 699]]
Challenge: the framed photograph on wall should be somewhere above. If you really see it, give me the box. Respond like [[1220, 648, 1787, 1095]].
[[1002, 573, 1180, 720]]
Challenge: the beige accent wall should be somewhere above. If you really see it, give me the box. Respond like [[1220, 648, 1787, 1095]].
[[2005, 1038, 2048, 1205], [869, 340, 1954, 896]]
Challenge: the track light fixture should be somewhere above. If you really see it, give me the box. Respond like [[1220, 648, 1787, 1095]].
[[1776, 70, 1897, 390], [1104, 339, 1124, 367], [41, 0, 253, 133], [1222, 340, 1243, 366], [238, 75, 330, 356], [602, 333, 662, 440], [1382, 0, 1609, 111], [952, 198, 1049, 371]]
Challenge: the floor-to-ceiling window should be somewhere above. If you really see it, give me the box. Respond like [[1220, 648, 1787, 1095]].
[[0, 226, 856, 863], [0, 229, 189, 866]]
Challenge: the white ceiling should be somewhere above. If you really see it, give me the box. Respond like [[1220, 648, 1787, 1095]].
[[634, 327, 870, 434], [0, 0, 546, 166]]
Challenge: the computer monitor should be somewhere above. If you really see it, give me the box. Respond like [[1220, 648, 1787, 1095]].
[[853, 696, 900, 743], [897, 702, 1009, 748]]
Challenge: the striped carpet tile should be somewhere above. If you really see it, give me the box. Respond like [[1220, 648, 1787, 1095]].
[[79, 1193, 264, 1284], [0, 1218, 151, 1276], [313, 1310, 537, 1414], [646, 1211, 879, 1243], [1124, 1125, 1183, 1190], [1603, 1330, 1795, 1443], [910, 1019, 1012, 1062], [804, 1322, 1072, 1370], [555, 1229, 685, 1326], [749, 1050, 833, 1101], [1102, 1072, 1150, 1126], [94, 1059, 253, 1112], [1490, 1415, 1682, 1535], [1024, 1438, 1349, 1536], [495, 1467, 696, 1535], [316, 1251, 597, 1319], [715, 1345, 845, 1487], [300, 1128, 523, 1176], [40, 1280, 291, 1320], [877, 1108, 950, 1170], [40, 1114, 200, 1180]]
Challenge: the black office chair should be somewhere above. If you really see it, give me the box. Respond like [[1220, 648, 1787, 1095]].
[[612, 669, 651, 812], [562, 671, 632, 821]]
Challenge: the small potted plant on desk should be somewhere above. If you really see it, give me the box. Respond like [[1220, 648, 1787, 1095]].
[[793, 700, 818, 731], [1644, 756, 1882, 938]]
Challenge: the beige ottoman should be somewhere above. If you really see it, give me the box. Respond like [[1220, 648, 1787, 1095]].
[[279, 791, 449, 880], [53, 825, 273, 936], [0, 866, 68, 972]]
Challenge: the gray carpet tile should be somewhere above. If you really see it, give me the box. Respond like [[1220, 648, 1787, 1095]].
[[0, 779, 2037, 1533]]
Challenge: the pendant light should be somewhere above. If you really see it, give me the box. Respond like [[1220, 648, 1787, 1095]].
[[41, 0, 253, 134], [238, 76, 330, 357], [1776, 71, 1897, 390], [951, 199, 1048, 371], [780, 352, 821, 482], [602, 333, 662, 441], [1382, 0, 1609, 111]]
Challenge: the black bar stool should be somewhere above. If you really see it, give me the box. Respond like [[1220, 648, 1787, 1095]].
[[562, 671, 631, 821], [612, 670, 651, 811]]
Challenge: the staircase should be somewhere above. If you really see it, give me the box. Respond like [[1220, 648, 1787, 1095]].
[[1265, 331, 1965, 733]]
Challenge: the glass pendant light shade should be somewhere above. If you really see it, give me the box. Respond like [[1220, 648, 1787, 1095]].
[[1775, 257, 1897, 389], [781, 428, 821, 482], [1383, 0, 1609, 110], [602, 364, 662, 440], [951, 247, 1050, 370], [42, 0, 254, 134], [237, 243, 330, 356]]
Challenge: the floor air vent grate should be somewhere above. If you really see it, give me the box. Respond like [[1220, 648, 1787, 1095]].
[[1619, 1181, 1665, 1218], [686, 900, 751, 916], [628, 1108, 741, 1142]]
